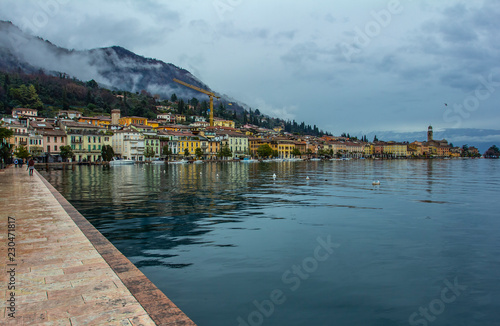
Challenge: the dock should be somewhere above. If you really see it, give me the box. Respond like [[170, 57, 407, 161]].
[[0, 166, 196, 325]]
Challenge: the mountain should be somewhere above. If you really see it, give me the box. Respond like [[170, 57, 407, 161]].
[[364, 128, 500, 153], [0, 20, 239, 111]]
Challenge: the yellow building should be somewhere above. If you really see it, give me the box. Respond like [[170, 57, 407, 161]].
[[364, 144, 374, 157], [78, 116, 111, 128], [119, 116, 148, 126], [278, 140, 295, 159], [62, 121, 112, 162], [214, 118, 235, 129], [146, 120, 160, 128], [207, 139, 221, 158], [383, 142, 408, 157], [178, 136, 206, 156]]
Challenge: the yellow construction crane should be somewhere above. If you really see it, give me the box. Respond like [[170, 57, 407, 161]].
[[173, 78, 220, 127]]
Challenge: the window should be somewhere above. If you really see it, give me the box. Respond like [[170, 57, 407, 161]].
[[55, 145, 58, 151], [47, 145, 51, 152]]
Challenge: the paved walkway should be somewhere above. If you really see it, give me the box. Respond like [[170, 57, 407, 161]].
[[0, 166, 196, 326]]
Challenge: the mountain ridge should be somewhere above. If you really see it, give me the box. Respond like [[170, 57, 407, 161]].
[[0, 20, 241, 111]]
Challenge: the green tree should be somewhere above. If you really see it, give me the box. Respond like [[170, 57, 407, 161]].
[[59, 145, 74, 162], [461, 144, 469, 157], [195, 147, 203, 159], [0, 127, 14, 166], [170, 93, 178, 102], [31, 146, 43, 158], [257, 144, 273, 158], [484, 145, 500, 158], [100, 145, 114, 162], [0, 127, 13, 143], [217, 144, 232, 159], [14, 145, 30, 160], [292, 148, 301, 157], [306, 148, 313, 158], [162, 145, 172, 159], [9, 84, 43, 109], [184, 148, 190, 157], [144, 146, 156, 159]]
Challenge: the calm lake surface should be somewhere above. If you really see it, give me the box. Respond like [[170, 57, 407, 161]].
[[41, 159, 500, 326]]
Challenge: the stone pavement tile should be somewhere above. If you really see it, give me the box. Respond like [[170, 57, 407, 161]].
[[47, 279, 117, 300], [16, 291, 48, 305], [62, 261, 110, 274], [129, 314, 158, 326], [20, 294, 85, 314], [69, 304, 146, 326], [30, 260, 84, 272], [15, 280, 73, 295], [22, 311, 48, 325], [37, 318, 72, 326], [44, 268, 118, 284], [81, 287, 134, 303]]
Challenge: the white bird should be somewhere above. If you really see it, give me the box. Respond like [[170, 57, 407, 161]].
[[306, 176, 310, 180], [216, 173, 219, 178], [372, 180, 380, 185], [200, 172, 202, 175], [273, 173, 277, 179]]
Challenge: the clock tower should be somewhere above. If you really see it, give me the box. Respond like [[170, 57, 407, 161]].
[[427, 125, 433, 142]]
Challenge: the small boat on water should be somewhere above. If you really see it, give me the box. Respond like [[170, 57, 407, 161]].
[[242, 158, 259, 163], [168, 159, 189, 164], [151, 159, 165, 164], [193, 160, 204, 164], [109, 158, 135, 166], [310, 158, 321, 161]]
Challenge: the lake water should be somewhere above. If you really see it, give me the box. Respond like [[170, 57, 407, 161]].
[[40, 159, 500, 326]]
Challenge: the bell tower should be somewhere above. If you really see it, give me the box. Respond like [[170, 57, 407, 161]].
[[111, 109, 121, 125], [427, 125, 433, 142]]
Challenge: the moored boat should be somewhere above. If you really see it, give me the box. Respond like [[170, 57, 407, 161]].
[[109, 158, 135, 166]]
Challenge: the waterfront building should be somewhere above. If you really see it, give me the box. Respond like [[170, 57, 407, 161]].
[[207, 138, 221, 159], [61, 121, 111, 162], [178, 134, 208, 157], [278, 140, 295, 159], [40, 129, 67, 159], [112, 126, 144, 161], [383, 142, 408, 158], [248, 138, 267, 157], [345, 142, 365, 158]]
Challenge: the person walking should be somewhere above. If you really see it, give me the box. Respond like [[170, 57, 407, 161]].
[[28, 158, 35, 176]]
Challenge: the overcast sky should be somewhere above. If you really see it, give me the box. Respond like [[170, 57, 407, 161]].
[[1, 0, 499, 135]]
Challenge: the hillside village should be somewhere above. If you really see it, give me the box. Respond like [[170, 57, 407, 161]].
[[2, 105, 480, 163]]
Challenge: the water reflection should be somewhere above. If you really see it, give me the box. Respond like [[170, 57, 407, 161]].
[[40, 160, 500, 326]]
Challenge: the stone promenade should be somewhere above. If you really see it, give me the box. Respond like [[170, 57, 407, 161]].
[[0, 166, 196, 325]]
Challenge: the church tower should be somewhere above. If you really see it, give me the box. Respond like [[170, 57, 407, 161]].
[[111, 109, 121, 125], [427, 125, 433, 142]]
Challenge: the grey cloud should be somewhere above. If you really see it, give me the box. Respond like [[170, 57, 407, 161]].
[[215, 22, 269, 40]]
